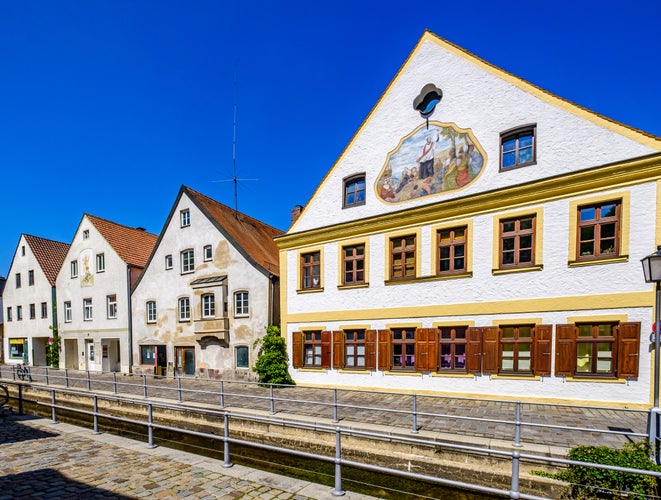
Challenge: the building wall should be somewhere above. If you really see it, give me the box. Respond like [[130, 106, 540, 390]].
[[132, 192, 272, 378]]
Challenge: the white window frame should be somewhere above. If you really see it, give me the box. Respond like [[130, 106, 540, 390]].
[[83, 229, 89, 239], [83, 298, 93, 321], [178, 297, 190, 322], [181, 249, 194, 274], [146, 301, 157, 323], [64, 302, 72, 322], [16, 305, 22, 321], [96, 253, 105, 273], [180, 209, 190, 227], [202, 293, 215, 318], [165, 254, 173, 270], [41, 302, 47, 319], [71, 260, 78, 278], [234, 291, 249, 317], [106, 294, 117, 319], [28, 270, 34, 286], [204, 245, 212, 261]]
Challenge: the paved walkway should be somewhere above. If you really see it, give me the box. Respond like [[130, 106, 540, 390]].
[[0, 413, 377, 500]]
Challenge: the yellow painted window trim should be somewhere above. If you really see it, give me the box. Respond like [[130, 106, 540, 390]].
[[492, 265, 543, 276], [384, 370, 421, 377], [296, 287, 325, 294], [430, 372, 474, 379], [297, 245, 324, 291], [337, 238, 369, 288], [430, 220, 473, 277], [384, 228, 422, 281], [491, 374, 542, 381], [568, 256, 629, 267], [297, 367, 327, 373], [492, 207, 544, 271], [338, 369, 372, 374], [564, 377, 627, 384], [337, 283, 370, 290]]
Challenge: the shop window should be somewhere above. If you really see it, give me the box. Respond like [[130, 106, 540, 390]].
[[9, 340, 25, 359]]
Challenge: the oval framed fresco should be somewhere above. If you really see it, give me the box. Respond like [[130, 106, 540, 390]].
[[375, 122, 486, 204]]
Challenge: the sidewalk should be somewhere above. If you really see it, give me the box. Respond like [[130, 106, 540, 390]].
[[0, 413, 378, 500]]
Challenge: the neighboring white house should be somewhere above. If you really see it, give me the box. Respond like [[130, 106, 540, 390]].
[[276, 31, 661, 407], [2, 234, 69, 365], [131, 185, 282, 378], [56, 214, 157, 373]]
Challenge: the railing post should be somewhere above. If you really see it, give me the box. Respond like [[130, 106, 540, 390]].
[[648, 407, 660, 464], [269, 384, 275, 415], [86, 370, 91, 390], [513, 400, 522, 447], [51, 389, 57, 423], [411, 394, 419, 434], [177, 376, 182, 402], [147, 403, 156, 449], [45, 367, 49, 385], [331, 427, 345, 496], [113, 372, 117, 394], [219, 380, 225, 408], [12, 365, 16, 381], [17, 384, 24, 415], [65, 368, 69, 388], [222, 412, 233, 468], [332, 388, 339, 423], [93, 395, 100, 435], [510, 450, 521, 499], [143, 374, 148, 398]]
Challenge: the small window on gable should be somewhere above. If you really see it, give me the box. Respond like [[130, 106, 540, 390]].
[[165, 254, 173, 270], [181, 209, 190, 227], [500, 125, 536, 170], [21, 245, 25, 256], [83, 229, 90, 239], [204, 245, 212, 261], [96, 253, 105, 273], [343, 174, 366, 208]]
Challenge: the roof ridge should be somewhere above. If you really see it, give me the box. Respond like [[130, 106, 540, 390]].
[[85, 213, 157, 236]]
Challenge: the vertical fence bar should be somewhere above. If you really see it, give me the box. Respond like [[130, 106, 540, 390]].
[[93, 395, 100, 434], [17, 384, 23, 415], [113, 372, 117, 394], [51, 389, 57, 423], [147, 403, 156, 448], [65, 369, 69, 388], [411, 394, 419, 434], [513, 401, 522, 447], [510, 450, 521, 498], [222, 413, 233, 468], [86, 370, 91, 390], [12, 365, 16, 381], [219, 381, 225, 408], [332, 388, 339, 423], [143, 374, 148, 398], [45, 367, 49, 385], [177, 377, 182, 402], [269, 384, 275, 415], [331, 427, 345, 496]]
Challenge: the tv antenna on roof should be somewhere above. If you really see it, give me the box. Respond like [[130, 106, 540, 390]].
[[213, 66, 257, 215]]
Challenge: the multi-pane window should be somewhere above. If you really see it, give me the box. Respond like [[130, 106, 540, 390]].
[[202, 293, 215, 318], [204, 245, 212, 261], [439, 326, 467, 370], [344, 330, 366, 368], [577, 201, 620, 260], [83, 298, 93, 321], [500, 215, 535, 268], [437, 227, 466, 275], [390, 235, 416, 280], [71, 260, 78, 278], [576, 323, 615, 375], [146, 301, 157, 323], [165, 254, 173, 269], [342, 244, 365, 285], [301, 251, 321, 290], [178, 297, 190, 321], [16, 306, 23, 321], [28, 270, 34, 286], [234, 291, 249, 317], [96, 253, 105, 273], [500, 325, 533, 374], [6, 307, 11, 322], [106, 295, 117, 319], [29, 303, 36, 320], [41, 302, 48, 319], [344, 174, 366, 208], [15, 273, 21, 288], [235, 346, 249, 368], [500, 126, 536, 170], [64, 302, 72, 322], [391, 328, 416, 370], [180, 209, 190, 227], [181, 249, 194, 273], [304, 331, 323, 367], [83, 229, 89, 239]]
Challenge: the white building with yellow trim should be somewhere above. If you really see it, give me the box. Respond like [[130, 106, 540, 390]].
[[275, 31, 661, 407]]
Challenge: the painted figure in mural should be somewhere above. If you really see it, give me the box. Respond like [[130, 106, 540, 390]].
[[454, 142, 475, 188], [380, 177, 396, 200], [395, 168, 411, 193], [416, 131, 440, 179]]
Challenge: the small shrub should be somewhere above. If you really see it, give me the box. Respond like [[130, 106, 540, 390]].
[[533, 441, 661, 499], [252, 325, 295, 386]]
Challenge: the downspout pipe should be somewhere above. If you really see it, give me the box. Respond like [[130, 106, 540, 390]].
[[127, 264, 133, 372]]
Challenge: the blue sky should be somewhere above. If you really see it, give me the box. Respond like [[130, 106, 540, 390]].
[[1, 0, 660, 276]]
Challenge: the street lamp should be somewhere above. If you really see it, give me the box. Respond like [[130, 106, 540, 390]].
[[642, 246, 661, 462]]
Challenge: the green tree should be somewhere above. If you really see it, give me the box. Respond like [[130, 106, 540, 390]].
[[253, 325, 294, 386]]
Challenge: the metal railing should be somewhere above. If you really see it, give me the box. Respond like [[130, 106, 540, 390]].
[[2, 379, 660, 500]]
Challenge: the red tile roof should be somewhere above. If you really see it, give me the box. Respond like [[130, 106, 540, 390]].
[[184, 187, 283, 276], [86, 214, 158, 268], [24, 234, 70, 286]]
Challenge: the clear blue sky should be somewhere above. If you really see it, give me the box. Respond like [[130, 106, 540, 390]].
[[2, 0, 660, 276]]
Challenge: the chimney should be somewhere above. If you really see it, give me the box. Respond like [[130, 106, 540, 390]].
[[291, 205, 303, 225]]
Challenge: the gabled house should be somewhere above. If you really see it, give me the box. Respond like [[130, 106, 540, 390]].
[[131, 186, 282, 378], [276, 31, 661, 407], [56, 214, 157, 373], [2, 235, 69, 365]]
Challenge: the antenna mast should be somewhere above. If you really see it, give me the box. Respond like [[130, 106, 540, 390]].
[[232, 75, 238, 214]]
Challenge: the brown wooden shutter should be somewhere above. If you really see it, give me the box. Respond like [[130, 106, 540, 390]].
[[377, 329, 390, 371], [482, 327, 500, 374], [321, 331, 331, 368], [415, 328, 439, 372], [555, 324, 576, 376], [332, 331, 343, 369], [533, 324, 553, 376], [466, 327, 483, 374], [365, 330, 377, 369], [617, 322, 641, 378], [291, 332, 303, 368]]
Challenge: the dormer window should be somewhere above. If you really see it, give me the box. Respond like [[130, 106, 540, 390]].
[[343, 174, 366, 208], [500, 125, 536, 170]]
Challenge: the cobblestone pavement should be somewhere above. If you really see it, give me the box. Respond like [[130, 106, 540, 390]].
[[1, 365, 650, 450], [0, 413, 377, 500]]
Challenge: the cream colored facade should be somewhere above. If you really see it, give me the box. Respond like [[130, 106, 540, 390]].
[[277, 32, 661, 407]]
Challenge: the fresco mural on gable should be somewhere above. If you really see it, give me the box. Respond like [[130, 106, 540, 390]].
[[376, 122, 486, 203]]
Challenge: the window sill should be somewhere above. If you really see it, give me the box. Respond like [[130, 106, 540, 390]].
[[338, 368, 371, 374], [384, 370, 420, 376], [568, 255, 628, 267], [565, 376, 626, 384], [491, 374, 540, 381], [384, 273, 473, 285], [430, 371, 473, 378], [337, 283, 369, 290], [492, 264, 543, 276], [297, 366, 326, 372], [297, 287, 324, 294]]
